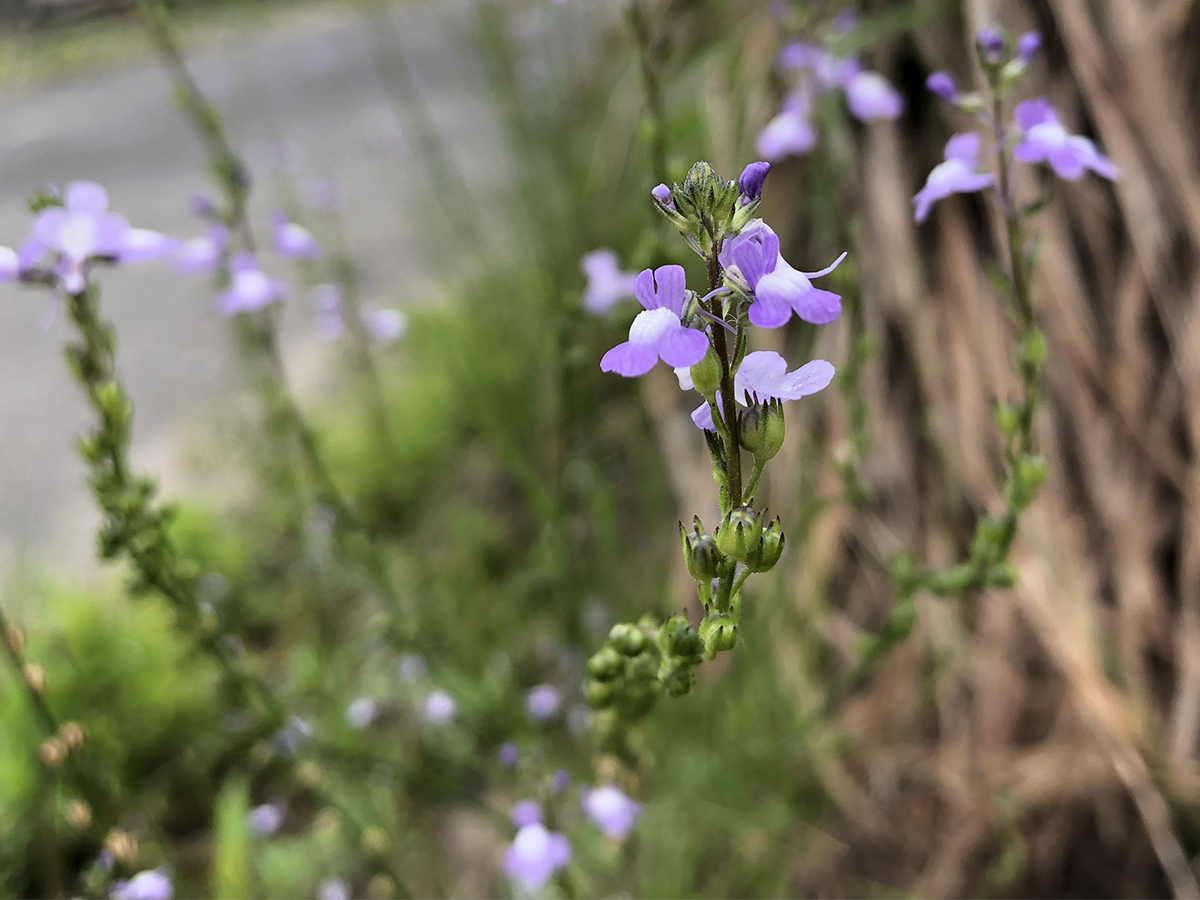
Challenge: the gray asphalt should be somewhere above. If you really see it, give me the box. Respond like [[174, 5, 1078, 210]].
[[0, 1, 511, 575]]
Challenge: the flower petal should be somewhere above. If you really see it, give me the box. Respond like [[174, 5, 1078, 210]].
[[802, 250, 848, 279], [747, 292, 794, 328], [654, 324, 708, 368], [944, 132, 981, 164], [652, 265, 687, 317], [634, 268, 658, 311], [691, 401, 716, 431], [791, 287, 842, 324], [600, 341, 657, 377], [65, 181, 109, 216], [773, 359, 836, 398]]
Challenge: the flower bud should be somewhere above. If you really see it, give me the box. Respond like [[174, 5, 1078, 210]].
[[361, 827, 390, 857], [926, 71, 958, 103], [651, 183, 673, 207], [5, 625, 23, 654], [699, 615, 737, 655], [1016, 31, 1041, 63], [976, 27, 1005, 65], [23, 662, 46, 695], [680, 518, 722, 581], [738, 161, 770, 202], [659, 614, 703, 659], [39, 737, 67, 769], [59, 721, 85, 752], [587, 646, 625, 682], [585, 678, 620, 708], [716, 506, 762, 563], [104, 829, 138, 866], [689, 349, 722, 398], [66, 800, 93, 831], [608, 623, 649, 657], [739, 397, 785, 462], [995, 401, 1019, 437], [746, 516, 785, 573]]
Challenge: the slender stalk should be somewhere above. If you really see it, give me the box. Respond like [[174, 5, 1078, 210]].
[[706, 251, 742, 509], [628, 0, 669, 187]]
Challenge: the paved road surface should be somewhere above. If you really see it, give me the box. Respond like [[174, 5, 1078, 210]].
[[0, 1, 514, 576]]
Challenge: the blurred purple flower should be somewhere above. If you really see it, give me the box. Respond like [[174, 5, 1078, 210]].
[[832, 8, 858, 33], [362, 305, 408, 343], [721, 219, 845, 327], [1012, 98, 1118, 182], [96, 850, 115, 873], [190, 193, 217, 219], [926, 71, 958, 103], [346, 697, 378, 730], [844, 71, 904, 121], [582, 785, 642, 840], [23, 181, 131, 293], [397, 654, 427, 682], [250, 802, 285, 837], [422, 690, 457, 725], [913, 132, 995, 223], [218, 252, 287, 316], [681, 351, 835, 431], [110, 868, 172, 900], [580, 249, 638, 315], [272, 213, 321, 259], [551, 769, 571, 794], [510, 799, 543, 828], [317, 878, 350, 900], [503, 824, 571, 893], [756, 94, 817, 160], [499, 742, 520, 768], [120, 229, 178, 265], [600, 265, 707, 377], [778, 40, 823, 71], [173, 224, 228, 275], [977, 26, 1004, 63], [1016, 31, 1041, 64], [525, 684, 562, 721]]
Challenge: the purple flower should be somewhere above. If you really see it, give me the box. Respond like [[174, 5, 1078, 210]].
[[346, 697, 377, 730], [926, 71, 958, 103], [681, 351, 835, 431], [250, 802, 285, 836], [550, 769, 571, 794], [844, 71, 904, 122], [23, 181, 132, 293], [600, 265, 707, 377], [110, 869, 172, 900], [503, 824, 571, 893], [813, 52, 861, 91], [778, 40, 823, 71], [525, 684, 562, 721], [172, 224, 228, 275], [396, 654, 427, 682], [499, 742, 520, 768], [651, 183, 673, 206], [721, 219, 845, 327], [580, 249, 638, 315], [422, 690, 457, 725], [1016, 31, 1041, 64], [0, 246, 18, 283], [1012, 98, 1118, 182], [120, 229, 178, 265], [190, 193, 217, 219], [362, 305, 408, 343], [272, 213, 321, 259], [977, 27, 1004, 63], [913, 132, 995, 223], [832, 8, 858, 33], [218, 252, 287, 316], [738, 161, 771, 202], [582, 785, 641, 840], [510, 799, 543, 828], [757, 95, 816, 161], [317, 878, 350, 900]]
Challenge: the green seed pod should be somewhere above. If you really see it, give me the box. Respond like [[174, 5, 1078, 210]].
[[586, 646, 625, 682], [700, 615, 738, 655], [716, 506, 762, 563], [680, 518, 723, 581], [746, 516, 785, 573], [608, 623, 648, 657], [689, 349, 722, 398], [585, 678, 620, 708]]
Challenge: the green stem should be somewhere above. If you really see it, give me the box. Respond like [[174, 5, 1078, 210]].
[[742, 459, 766, 505], [628, 0, 670, 187]]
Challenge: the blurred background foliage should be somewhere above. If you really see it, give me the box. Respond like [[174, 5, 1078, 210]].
[[4, 0, 1200, 897]]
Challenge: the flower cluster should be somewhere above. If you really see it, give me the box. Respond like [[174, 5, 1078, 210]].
[[587, 159, 840, 736], [758, 14, 904, 161], [915, 28, 1117, 223]]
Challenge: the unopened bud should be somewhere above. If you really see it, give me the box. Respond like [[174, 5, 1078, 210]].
[[39, 737, 67, 769], [608, 623, 649, 657], [716, 506, 762, 563], [737, 161, 770, 202], [699, 615, 738, 655], [689, 349, 722, 398], [361, 827, 390, 856], [105, 829, 139, 865], [5, 626, 23, 654], [680, 518, 722, 581], [59, 721, 85, 752], [367, 875, 395, 900], [23, 663, 46, 695], [585, 678, 620, 708], [587, 646, 625, 682], [66, 800, 93, 831], [739, 397, 785, 462], [746, 516, 785, 573]]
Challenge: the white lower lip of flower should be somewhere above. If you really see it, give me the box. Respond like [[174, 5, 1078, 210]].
[[629, 307, 679, 344], [58, 215, 97, 260], [236, 270, 270, 300], [1028, 121, 1067, 150]]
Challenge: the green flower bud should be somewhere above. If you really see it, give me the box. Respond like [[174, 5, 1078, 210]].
[[716, 506, 762, 563], [626, 651, 660, 684], [746, 516, 785, 573], [585, 678, 620, 708], [739, 398, 785, 462], [689, 349, 722, 398], [680, 518, 722, 581], [608, 623, 649, 657], [995, 402, 1019, 438], [658, 658, 695, 697], [925, 563, 980, 596], [659, 613, 703, 659], [700, 615, 738, 655], [1021, 330, 1047, 368], [586, 646, 625, 682]]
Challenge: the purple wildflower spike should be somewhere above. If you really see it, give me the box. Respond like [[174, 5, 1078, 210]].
[[109, 869, 172, 900], [926, 71, 958, 103], [738, 161, 771, 201], [581, 249, 638, 315], [913, 132, 995, 222], [503, 825, 571, 893], [756, 92, 817, 160], [1016, 31, 1041, 64], [217, 252, 287, 316], [680, 351, 835, 431], [551, 769, 571, 793], [510, 800, 543, 828], [600, 265, 707, 377], [844, 71, 904, 121], [582, 785, 642, 840], [525, 684, 562, 721], [250, 802, 285, 837], [1012, 98, 1118, 182], [720, 219, 845, 327], [272, 213, 321, 259]]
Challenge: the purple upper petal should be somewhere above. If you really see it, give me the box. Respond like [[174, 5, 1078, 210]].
[[504, 825, 572, 892], [845, 71, 904, 122], [757, 107, 817, 161], [1014, 98, 1056, 132], [65, 181, 109, 217], [583, 785, 642, 840]]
